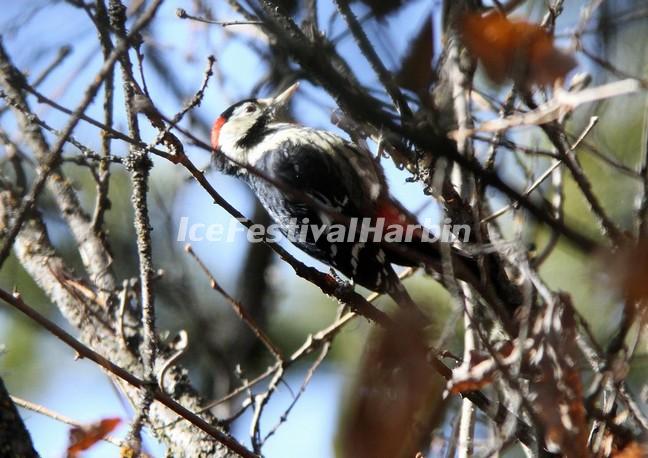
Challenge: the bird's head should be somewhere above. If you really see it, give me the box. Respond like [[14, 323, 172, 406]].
[[211, 82, 299, 168]]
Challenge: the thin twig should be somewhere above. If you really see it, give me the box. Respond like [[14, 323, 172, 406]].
[[579, 47, 648, 89], [0, 287, 258, 458], [0, 0, 162, 272], [185, 244, 283, 361], [457, 291, 477, 458], [332, 0, 412, 118], [109, 0, 158, 445], [249, 367, 283, 453], [176, 8, 263, 26], [262, 327, 333, 445], [10, 396, 122, 448], [482, 116, 599, 224], [527, 92, 625, 245], [0, 45, 71, 119], [91, 0, 115, 234]]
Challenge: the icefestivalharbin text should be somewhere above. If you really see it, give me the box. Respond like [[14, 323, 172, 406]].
[[176, 216, 471, 244]]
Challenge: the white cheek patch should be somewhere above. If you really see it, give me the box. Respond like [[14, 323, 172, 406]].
[[218, 118, 257, 165]]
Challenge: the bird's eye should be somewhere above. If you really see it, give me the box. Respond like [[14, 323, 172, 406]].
[[245, 105, 257, 113]]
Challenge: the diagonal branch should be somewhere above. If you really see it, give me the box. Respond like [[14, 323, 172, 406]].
[[0, 287, 256, 458]]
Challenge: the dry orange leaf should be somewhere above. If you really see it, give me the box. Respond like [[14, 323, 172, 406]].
[[460, 12, 576, 87], [613, 442, 648, 458], [448, 376, 494, 394], [67, 417, 121, 457], [448, 343, 515, 394]]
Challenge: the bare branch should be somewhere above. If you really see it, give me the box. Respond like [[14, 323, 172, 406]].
[[0, 287, 257, 458]]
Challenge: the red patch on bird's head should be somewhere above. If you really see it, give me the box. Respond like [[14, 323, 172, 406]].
[[211, 116, 226, 151]]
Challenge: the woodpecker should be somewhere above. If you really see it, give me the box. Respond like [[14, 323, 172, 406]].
[[210, 83, 493, 308]]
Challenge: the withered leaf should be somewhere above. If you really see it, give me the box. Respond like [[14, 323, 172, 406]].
[[67, 417, 121, 457], [338, 309, 445, 458], [448, 341, 516, 395], [460, 12, 576, 87], [613, 441, 648, 458], [354, 0, 413, 18], [610, 239, 648, 304], [396, 15, 434, 94]]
